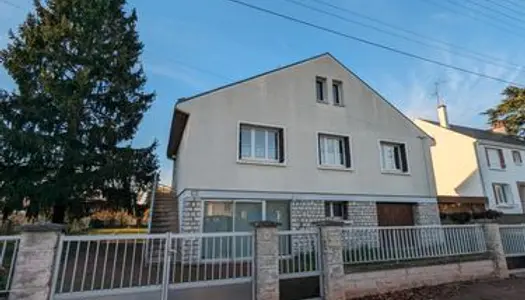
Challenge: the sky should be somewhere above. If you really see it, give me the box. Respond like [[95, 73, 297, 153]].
[[1, 0, 525, 185]]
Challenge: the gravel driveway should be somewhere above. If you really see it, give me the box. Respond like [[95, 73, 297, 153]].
[[355, 277, 525, 300]]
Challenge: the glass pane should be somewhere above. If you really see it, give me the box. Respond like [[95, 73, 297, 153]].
[[240, 128, 252, 158], [333, 202, 343, 217], [326, 138, 336, 165], [266, 201, 290, 230], [267, 130, 278, 160], [202, 202, 233, 259], [333, 84, 339, 104], [382, 144, 396, 170], [234, 202, 262, 258], [254, 129, 266, 158], [203, 202, 233, 232], [316, 80, 324, 100]]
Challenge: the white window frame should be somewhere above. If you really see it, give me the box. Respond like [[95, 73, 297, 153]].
[[378, 140, 409, 174], [325, 201, 347, 219], [512, 150, 523, 165], [485, 147, 506, 170], [237, 122, 285, 165], [493, 183, 513, 206], [317, 132, 352, 169], [316, 76, 327, 103], [332, 80, 343, 106]]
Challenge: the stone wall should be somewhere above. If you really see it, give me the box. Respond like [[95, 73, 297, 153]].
[[290, 200, 325, 230], [345, 260, 495, 299], [179, 197, 203, 261], [347, 201, 378, 226], [414, 202, 441, 225]]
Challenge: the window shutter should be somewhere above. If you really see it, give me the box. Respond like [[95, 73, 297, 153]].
[[498, 149, 506, 169], [400, 145, 408, 172], [344, 137, 351, 168], [278, 128, 285, 163]]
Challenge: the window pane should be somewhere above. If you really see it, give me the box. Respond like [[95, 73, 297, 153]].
[[267, 130, 278, 160], [266, 201, 290, 230], [382, 144, 396, 170], [332, 202, 344, 217], [240, 128, 252, 158], [326, 137, 336, 165], [316, 80, 324, 100], [203, 202, 233, 232], [254, 129, 266, 158], [333, 83, 340, 104], [324, 202, 331, 217]]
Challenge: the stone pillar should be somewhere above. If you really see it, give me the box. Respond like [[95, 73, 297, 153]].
[[316, 221, 345, 300], [9, 223, 64, 300], [482, 223, 509, 279], [252, 221, 279, 300]]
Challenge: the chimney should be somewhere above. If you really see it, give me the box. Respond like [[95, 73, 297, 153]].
[[437, 104, 450, 128], [491, 120, 507, 134]]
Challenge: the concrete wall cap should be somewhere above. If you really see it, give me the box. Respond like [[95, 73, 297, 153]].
[[251, 221, 281, 228], [313, 220, 345, 227], [21, 223, 65, 232]]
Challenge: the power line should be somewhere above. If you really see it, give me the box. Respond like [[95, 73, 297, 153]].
[[0, 0, 22, 9], [499, 0, 525, 12], [224, 0, 523, 86], [446, 0, 525, 32], [461, 0, 524, 26], [292, 0, 522, 71], [425, 0, 525, 38], [483, 0, 525, 16]]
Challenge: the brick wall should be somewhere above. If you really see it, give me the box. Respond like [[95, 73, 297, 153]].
[[290, 200, 325, 230], [345, 260, 495, 299], [414, 202, 441, 225], [347, 201, 378, 226]]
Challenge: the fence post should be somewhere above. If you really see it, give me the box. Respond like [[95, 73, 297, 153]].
[[161, 232, 171, 300], [252, 221, 279, 300], [315, 221, 345, 300], [9, 223, 64, 300], [482, 223, 509, 279]]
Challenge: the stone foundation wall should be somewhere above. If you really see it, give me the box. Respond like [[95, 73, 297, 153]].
[[179, 197, 203, 261], [414, 202, 441, 225], [345, 259, 495, 299], [290, 200, 325, 230]]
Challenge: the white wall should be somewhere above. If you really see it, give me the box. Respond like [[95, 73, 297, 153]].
[[174, 55, 436, 199], [476, 141, 525, 214], [414, 120, 484, 197]]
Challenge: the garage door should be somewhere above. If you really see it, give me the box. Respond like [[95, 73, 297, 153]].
[[376, 203, 415, 226]]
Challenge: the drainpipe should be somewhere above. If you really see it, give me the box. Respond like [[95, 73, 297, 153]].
[[147, 172, 159, 234], [473, 141, 489, 207]]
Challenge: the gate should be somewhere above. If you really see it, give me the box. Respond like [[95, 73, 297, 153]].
[[499, 224, 525, 273], [51, 232, 254, 300], [277, 230, 322, 300]]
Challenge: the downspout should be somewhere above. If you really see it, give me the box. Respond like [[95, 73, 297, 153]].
[[473, 141, 489, 205], [147, 172, 159, 234]]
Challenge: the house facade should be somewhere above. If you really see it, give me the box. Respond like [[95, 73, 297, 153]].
[[167, 53, 440, 235], [415, 106, 525, 215]]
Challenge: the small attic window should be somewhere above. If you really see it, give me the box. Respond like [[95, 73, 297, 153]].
[[316, 77, 327, 102]]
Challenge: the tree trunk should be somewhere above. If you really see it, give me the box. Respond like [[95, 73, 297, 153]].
[[52, 204, 66, 224]]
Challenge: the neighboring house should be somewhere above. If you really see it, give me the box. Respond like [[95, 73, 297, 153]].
[[167, 53, 440, 236], [415, 105, 525, 215]]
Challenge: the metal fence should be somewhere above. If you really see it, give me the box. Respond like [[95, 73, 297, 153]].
[[500, 224, 525, 257], [0, 236, 20, 294], [278, 230, 320, 279], [50, 232, 254, 298], [342, 225, 487, 264]]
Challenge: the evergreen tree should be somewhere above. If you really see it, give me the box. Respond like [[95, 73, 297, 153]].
[[0, 0, 158, 223], [485, 86, 525, 136]]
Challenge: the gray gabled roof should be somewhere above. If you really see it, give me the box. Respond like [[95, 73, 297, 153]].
[[422, 119, 525, 147]]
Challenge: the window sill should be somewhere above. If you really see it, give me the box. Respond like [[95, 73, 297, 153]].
[[317, 100, 330, 105], [495, 204, 515, 209], [380, 170, 411, 176], [237, 159, 286, 167], [318, 165, 354, 172], [333, 103, 345, 107], [488, 168, 506, 172]]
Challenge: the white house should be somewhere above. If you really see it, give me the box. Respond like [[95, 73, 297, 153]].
[[415, 106, 525, 215], [167, 53, 440, 235]]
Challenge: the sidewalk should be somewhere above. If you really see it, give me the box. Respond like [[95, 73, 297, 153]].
[[356, 277, 525, 300]]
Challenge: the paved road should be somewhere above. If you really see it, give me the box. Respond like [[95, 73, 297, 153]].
[[356, 278, 525, 300]]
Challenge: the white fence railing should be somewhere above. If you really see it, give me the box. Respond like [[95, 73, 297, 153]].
[[0, 236, 20, 294], [278, 230, 320, 279], [168, 232, 253, 286], [51, 232, 254, 297], [342, 225, 487, 264], [500, 224, 525, 257]]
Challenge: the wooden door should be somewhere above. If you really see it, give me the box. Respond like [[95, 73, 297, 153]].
[[376, 203, 415, 227]]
